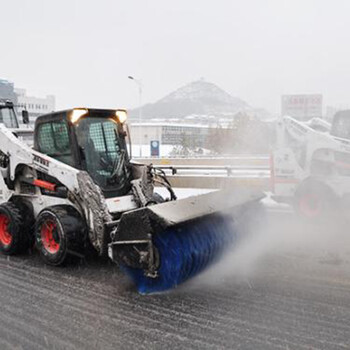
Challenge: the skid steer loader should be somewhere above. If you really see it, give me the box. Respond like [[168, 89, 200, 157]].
[[271, 111, 350, 220], [0, 100, 33, 144], [0, 106, 263, 293]]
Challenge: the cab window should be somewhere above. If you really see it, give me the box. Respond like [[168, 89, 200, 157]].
[[36, 120, 74, 166], [0, 107, 19, 128]]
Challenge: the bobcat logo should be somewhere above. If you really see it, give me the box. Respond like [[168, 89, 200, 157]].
[[33, 154, 50, 172]]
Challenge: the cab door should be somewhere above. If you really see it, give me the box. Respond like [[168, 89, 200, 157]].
[[34, 114, 76, 167]]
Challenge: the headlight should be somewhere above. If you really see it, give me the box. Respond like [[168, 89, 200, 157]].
[[116, 109, 127, 124], [70, 108, 88, 123]]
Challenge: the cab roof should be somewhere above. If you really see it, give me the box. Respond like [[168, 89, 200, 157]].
[[35, 108, 123, 125]]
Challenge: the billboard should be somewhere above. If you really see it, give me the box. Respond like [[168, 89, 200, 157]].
[[281, 94, 323, 121]]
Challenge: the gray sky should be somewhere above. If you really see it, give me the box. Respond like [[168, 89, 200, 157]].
[[1, 0, 350, 113]]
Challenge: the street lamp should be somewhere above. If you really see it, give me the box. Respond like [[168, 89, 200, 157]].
[[128, 75, 143, 157]]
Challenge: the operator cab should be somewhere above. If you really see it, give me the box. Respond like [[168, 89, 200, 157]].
[[34, 108, 131, 198], [0, 100, 20, 129], [331, 110, 350, 140]]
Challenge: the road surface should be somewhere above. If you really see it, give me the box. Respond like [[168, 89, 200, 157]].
[[0, 208, 350, 350]]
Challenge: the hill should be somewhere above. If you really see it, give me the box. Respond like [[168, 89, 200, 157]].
[[129, 79, 249, 120]]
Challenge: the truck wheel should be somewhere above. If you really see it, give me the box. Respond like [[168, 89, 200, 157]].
[[0, 202, 27, 255], [35, 205, 86, 266]]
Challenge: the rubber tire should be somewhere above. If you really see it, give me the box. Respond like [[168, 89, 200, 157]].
[[0, 202, 27, 255], [35, 205, 86, 266], [294, 181, 338, 222], [11, 198, 35, 248]]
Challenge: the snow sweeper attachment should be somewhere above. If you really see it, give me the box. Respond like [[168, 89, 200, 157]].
[[108, 188, 264, 294]]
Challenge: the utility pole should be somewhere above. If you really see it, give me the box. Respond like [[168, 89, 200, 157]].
[[128, 76, 143, 157]]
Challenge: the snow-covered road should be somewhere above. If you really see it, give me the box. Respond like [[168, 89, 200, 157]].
[[1, 207, 349, 349]]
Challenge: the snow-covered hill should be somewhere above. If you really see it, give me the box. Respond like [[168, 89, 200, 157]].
[[129, 79, 250, 120]]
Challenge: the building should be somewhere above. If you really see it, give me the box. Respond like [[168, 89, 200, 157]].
[[0, 79, 17, 103], [15, 88, 55, 124], [129, 122, 212, 148], [281, 94, 323, 121], [0, 78, 56, 125]]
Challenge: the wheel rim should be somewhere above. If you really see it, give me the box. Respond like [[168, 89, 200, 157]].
[[0, 213, 12, 246], [299, 194, 321, 217], [41, 220, 60, 254]]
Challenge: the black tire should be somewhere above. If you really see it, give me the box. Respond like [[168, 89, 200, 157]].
[[0, 202, 27, 255], [294, 181, 339, 222], [11, 198, 35, 248], [35, 205, 87, 266]]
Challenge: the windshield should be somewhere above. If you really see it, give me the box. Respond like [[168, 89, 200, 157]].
[[332, 116, 350, 140], [75, 116, 130, 196], [0, 107, 19, 128]]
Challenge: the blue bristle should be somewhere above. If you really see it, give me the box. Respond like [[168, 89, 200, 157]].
[[121, 216, 236, 294]]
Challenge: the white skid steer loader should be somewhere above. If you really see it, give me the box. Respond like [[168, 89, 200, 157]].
[[0, 105, 263, 293], [271, 111, 350, 220]]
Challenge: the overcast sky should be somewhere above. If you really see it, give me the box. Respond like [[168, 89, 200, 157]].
[[1, 0, 350, 113]]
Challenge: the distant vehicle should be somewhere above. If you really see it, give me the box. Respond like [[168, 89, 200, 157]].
[[271, 111, 350, 219], [0, 100, 33, 145]]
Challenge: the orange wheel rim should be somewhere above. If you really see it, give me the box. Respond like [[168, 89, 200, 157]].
[[41, 220, 60, 254], [0, 213, 12, 246]]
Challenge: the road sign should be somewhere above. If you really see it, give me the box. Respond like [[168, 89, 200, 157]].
[[150, 140, 160, 157]]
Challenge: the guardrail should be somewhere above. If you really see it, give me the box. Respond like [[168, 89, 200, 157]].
[[137, 156, 270, 166], [135, 156, 271, 189], [154, 164, 269, 176], [153, 163, 271, 189]]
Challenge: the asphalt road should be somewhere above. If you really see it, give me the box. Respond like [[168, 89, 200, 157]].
[[1, 209, 350, 350]]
